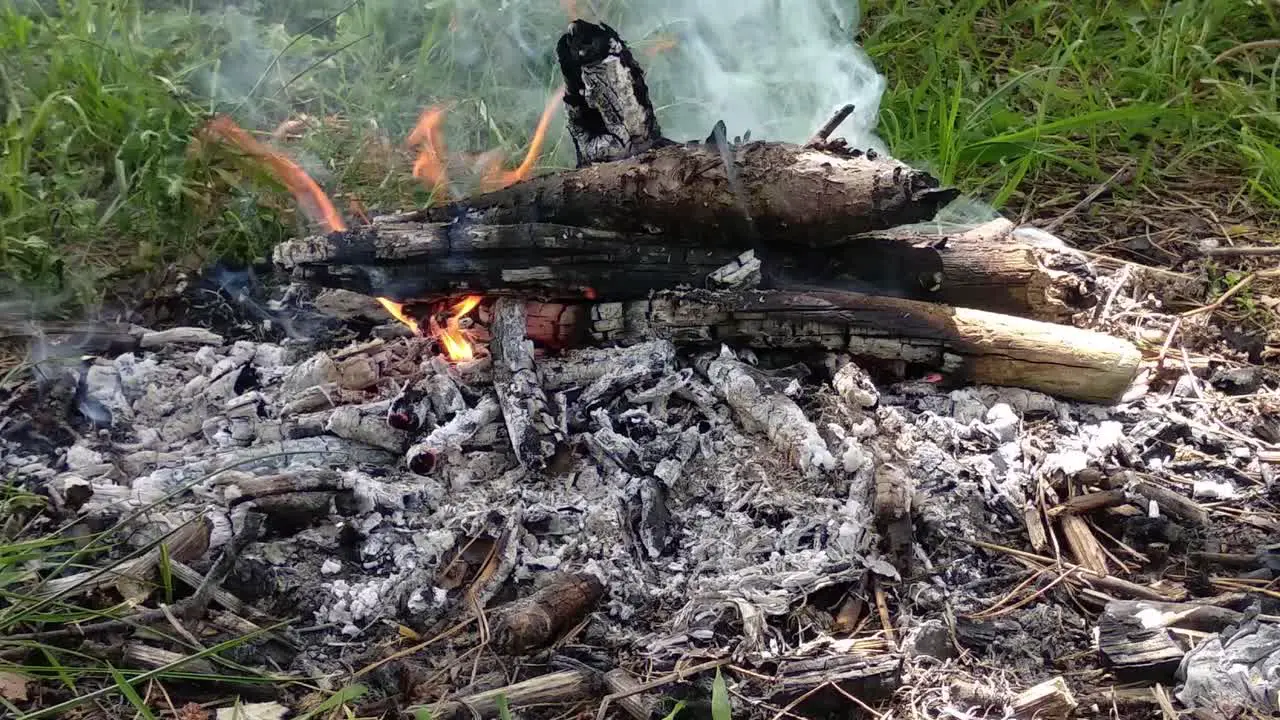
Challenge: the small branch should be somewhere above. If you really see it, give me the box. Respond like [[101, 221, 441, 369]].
[[1213, 39, 1280, 64], [1043, 162, 1135, 233], [805, 104, 856, 147], [1199, 245, 1280, 257]]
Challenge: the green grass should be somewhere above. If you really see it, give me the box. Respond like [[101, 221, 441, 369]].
[[0, 0, 1277, 310]]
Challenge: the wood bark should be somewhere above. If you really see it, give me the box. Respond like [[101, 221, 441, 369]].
[[566, 289, 1142, 404], [490, 298, 564, 471], [851, 218, 1098, 322], [1097, 604, 1186, 682]]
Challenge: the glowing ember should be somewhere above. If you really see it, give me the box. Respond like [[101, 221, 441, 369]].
[[199, 115, 346, 232], [407, 106, 451, 196], [376, 298, 421, 335], [479, 87, 566, 192]]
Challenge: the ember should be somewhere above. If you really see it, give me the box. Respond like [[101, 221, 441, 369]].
[[431, 295, 483, 362]]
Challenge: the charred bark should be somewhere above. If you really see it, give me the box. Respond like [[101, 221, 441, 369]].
[[557, 20, 666, 167], [490, 298, 564, 471], [274, 220, 947, 307], [405, 140, 956, 250], [490, 572, 605, 654]]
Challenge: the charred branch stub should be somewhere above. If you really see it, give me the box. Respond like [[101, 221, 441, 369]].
[[557, 20, 666, 167], [489, 571, 605, 654]]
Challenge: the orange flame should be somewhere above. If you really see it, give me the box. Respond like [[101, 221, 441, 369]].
[[200, 115, 346, 232], [376, 297, 421, 335], [431, 295, 483, 362], [407, 106, 451, 196], [479, 87, 566, 192]]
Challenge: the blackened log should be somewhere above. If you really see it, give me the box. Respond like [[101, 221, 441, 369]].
[[273, 221, 945, 307], [767, 652, 902, 712], [412, 142, 956, 251], [490, 298, 564, 471], [565, 289, 1142, 404], [557, 20, 666, 166]]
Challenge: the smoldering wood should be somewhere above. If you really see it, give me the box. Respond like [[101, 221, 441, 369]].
[[423, 669, 600, 720], [851, 218, 1097, 322], [490, 572, 605, 654], [273, 220, 948, 309], [326, 400, 412, 453], [406, 396, 502, 475], [557, 20, 665, 167], [568, 289, 1142, 404], [490, 298, 564, 471], [409, 143, 957, 253], [701, 352, 837, 476]]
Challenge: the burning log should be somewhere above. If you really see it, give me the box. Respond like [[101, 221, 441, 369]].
[[490, 298, 565, 471], [571, 289, 1141, 404]]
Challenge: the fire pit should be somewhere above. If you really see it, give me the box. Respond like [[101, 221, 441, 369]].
[[3, 18, 1279, 720]]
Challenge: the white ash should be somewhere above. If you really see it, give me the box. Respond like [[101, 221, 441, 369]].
[[3, 309, 1268, 691]]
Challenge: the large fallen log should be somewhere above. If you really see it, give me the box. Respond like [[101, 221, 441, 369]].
[[535, 289, 1142, 404]]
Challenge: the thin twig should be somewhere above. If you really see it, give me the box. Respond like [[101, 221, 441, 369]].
[[1043, 162, 1135, 233], [1213, 39, 1280, 64], [595, 658, 731, 720], [1200, 246, 1280, 257], [805, 104, 856, 147]]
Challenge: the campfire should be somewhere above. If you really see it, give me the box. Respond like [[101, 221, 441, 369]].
[[6, 18, 1280, 720]]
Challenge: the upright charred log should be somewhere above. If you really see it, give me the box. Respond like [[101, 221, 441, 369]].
[[557, 20, 667, 167]]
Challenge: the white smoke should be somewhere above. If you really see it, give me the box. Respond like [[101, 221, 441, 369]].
[[444, 0, 888, 152], [624, 0, 887, 149]]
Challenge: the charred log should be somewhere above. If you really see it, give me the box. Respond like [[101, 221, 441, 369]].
[[552, 289, 1141, 404], [274, 221, 947, 308], [490, 571, 605, 654]]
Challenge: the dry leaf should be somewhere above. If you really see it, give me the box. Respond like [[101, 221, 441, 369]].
[[0, 670, 30, 702]]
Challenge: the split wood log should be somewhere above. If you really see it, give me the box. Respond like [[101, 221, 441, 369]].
[[568, 289, 1142, 404], [602, 668, 662, 720], [1097, 602, 1187, 682], [1010, 677, 1078, 720], [490, 298, 564, 471], [1059, 514, 1109, 575], [424, 669, 600, 720], [700, 350, 838, 476], [490, 572, 605, 654]]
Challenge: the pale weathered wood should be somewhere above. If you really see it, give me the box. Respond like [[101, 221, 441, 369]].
[[1011, 676, 1078, 719], [1060, 514, 1109, 575], [576, 289, 1142, 404], [424, 670, 600, 719]]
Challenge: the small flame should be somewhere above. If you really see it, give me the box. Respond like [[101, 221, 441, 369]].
[[432, 295, 484, 362], [479, 87, 566, 192], [376, 298, 421, 335], [407, 106, 451, 197], [199, 115, 346, 232]]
